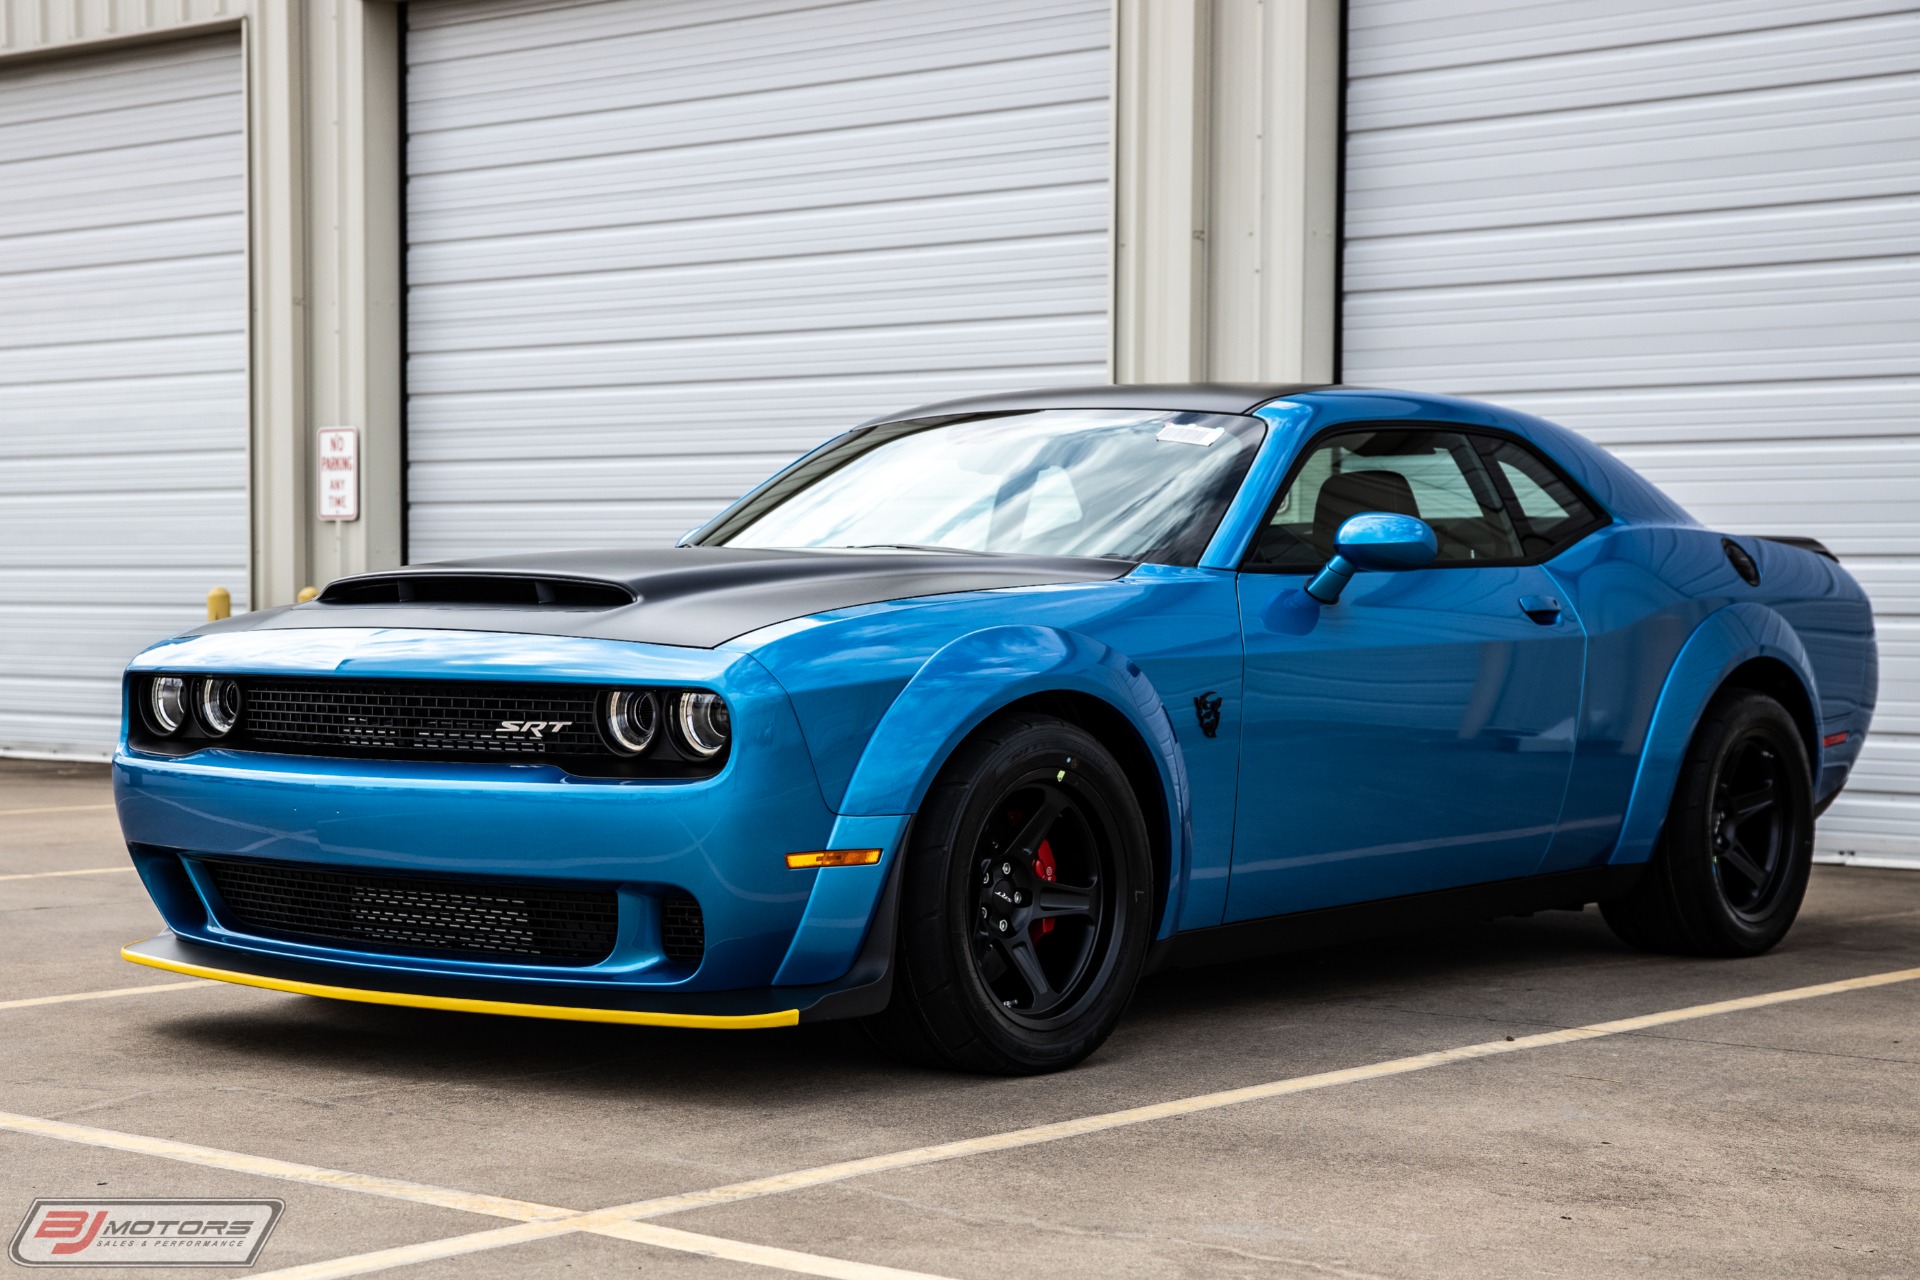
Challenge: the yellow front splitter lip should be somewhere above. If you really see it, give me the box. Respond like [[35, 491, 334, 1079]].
[[121, 940, 799, 1030]]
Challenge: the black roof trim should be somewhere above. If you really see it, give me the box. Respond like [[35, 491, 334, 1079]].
[[861, 382, 1331, 426]]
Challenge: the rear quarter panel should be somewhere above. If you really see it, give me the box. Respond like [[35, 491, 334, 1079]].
[[1746, 537, 1878, 800], [1542, 523, 1875, 871]]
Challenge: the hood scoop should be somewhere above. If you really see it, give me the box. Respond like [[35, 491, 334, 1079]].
[[319, 573, 635, 609], [271, 547, 1131, 648]]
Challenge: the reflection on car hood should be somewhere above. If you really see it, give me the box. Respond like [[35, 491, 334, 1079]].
[[199, 547, 1137, 650]]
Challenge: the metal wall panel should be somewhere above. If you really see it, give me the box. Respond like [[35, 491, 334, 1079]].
[[0, 0, 238, 57], [1344, 3, 1920, 863], [0, 34, 248, 757], [404, 0, 1112, 560]]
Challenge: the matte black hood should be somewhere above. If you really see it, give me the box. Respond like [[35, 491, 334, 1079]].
[[209, 547, 1134, 649]]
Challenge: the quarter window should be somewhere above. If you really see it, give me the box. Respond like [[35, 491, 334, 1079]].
[[1477, 436, 1604, 559], [1248, 428, 1524, 571]]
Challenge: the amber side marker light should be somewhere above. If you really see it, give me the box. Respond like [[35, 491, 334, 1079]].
[[786, 849, 883, 869]]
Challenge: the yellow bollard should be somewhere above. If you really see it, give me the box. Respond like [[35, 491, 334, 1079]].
[[296, 586, 319, 604], [207, 587, 231, 621]]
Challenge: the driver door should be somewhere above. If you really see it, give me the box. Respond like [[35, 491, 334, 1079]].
[[1225, 425, 1586, 922]]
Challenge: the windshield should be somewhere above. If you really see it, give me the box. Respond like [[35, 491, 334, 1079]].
[[696, 409, 1267, 565]]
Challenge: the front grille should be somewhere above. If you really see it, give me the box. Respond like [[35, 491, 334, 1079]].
[[201, 858, 619, 965], [662, 895, 705, 966], [129, 675, 728, 777], [243, 679, 607, 762]]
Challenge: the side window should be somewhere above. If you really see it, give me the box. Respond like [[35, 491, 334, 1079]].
[[1248, 428, 1523, 570], [1477, 437, 1604, 559]]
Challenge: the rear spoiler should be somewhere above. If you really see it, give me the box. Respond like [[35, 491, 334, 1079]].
[[1756, 535, 1838, 562]]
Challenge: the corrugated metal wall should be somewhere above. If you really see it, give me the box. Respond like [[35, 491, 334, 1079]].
[[1342, 0, 1920, 865], [0, 34, 249, 757], [402, 0, 1113, 561], [0, 0, 238, 57]]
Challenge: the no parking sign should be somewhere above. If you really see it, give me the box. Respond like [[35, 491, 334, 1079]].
[[318, 427, 358, 521]]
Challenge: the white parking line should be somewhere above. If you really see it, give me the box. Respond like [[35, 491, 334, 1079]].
[[242, 1224, 579, 1280], [515, 962, 1920, 1229], [0, 866, 135, 882], [0, 1115, 952, 1280], [0, 1110, 575, 1221], [4, 964, 1915, 1279], [249, 1221, 957, 1280], [1851, 905, 1920, 925], [0, 803, 115, 817], [595, 1221, 956, 1280], [0, 982, 204, 1012]]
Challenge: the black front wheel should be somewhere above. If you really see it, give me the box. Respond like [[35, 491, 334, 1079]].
[[1602, 690, 1814, 956], [866, 713, 1154, 1074]]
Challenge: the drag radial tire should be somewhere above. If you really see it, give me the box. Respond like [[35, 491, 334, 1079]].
[[1602, 691, 1814, 957], [866, 713, 1154, 1074]]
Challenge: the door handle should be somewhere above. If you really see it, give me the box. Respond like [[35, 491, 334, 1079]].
[[1519, 595, 1562, 625]]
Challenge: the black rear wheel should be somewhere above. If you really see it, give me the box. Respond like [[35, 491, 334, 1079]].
[[866, 713, 1153, 1074], [1708, 730, 1800, 920], [1602, 690, 1813, 956]]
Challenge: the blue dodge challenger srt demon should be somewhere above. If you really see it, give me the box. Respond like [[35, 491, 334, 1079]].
[[115, 385, 1878, 1073]]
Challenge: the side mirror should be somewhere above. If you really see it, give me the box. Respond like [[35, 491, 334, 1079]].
[[1304, 512, 1438, 604]]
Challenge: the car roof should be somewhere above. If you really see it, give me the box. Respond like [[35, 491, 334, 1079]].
[[858, 382, 1697, 529], [862, 383, 1331, 424]]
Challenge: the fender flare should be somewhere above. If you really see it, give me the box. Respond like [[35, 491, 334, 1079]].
[[772, 626, 1194, 986], [1608, 602, 1819, 866], [856, 626, 1191, 930]]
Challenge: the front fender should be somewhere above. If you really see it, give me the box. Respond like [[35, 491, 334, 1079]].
[[1608, 603, 1819, 866], [843, 625, 1192, 935], [772, 626, 1193, 986]]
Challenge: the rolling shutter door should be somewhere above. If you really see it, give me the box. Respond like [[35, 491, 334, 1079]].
[[403, 0, 1113, 562], [1342, 1, 1920, 866], [0, 35, 249, 758]]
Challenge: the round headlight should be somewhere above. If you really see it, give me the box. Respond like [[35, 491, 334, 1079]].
[[146, 676, 188, 735], [600, 689, 659, 756], [673, 691, 731, 759], [196, 677, 241, 736]]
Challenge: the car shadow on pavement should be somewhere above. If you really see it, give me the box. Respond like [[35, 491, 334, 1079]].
[[138, 865, 1920, 1104], [135, 907, 1658, 1095]]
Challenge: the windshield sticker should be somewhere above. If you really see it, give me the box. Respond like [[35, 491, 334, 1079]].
[[1156, 424, 1225, 447]]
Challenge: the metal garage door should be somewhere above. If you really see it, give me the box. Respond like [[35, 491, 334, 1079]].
[[1342, 1, 1920, 865], [402, 0, 1112, 561], [0, 35, 249, 758]]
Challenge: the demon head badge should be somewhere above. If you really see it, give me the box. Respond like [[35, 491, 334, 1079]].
[[1193, 692, 1223, 739]]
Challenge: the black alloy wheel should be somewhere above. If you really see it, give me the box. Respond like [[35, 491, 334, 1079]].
[[867, 712, 1153, 1074], [1708, 732, 1794, 919], [970, 778, 1115, 1024], [1602, 690, 1814, 957]]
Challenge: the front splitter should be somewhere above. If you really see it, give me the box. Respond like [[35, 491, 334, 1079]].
[[121, 933, 799, 1029]]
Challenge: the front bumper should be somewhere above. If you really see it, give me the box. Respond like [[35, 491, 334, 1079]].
[[114, 628, 907, 1019], [122, 900, 900, 1026]]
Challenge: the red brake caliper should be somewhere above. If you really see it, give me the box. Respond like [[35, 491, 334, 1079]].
[[1031, 839, 1058, 940]]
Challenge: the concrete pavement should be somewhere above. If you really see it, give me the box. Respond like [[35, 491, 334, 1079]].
[[2, 759, 1915, 1278]]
